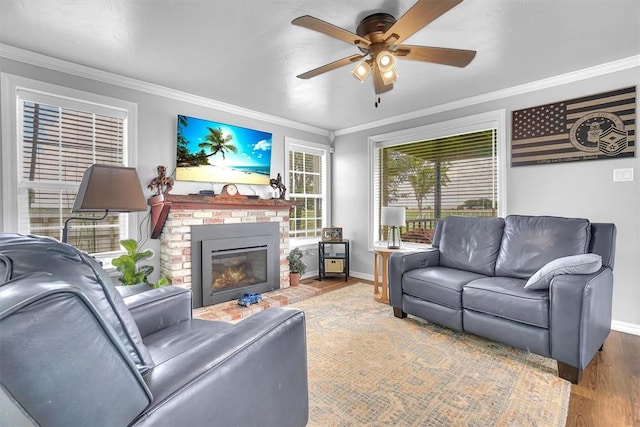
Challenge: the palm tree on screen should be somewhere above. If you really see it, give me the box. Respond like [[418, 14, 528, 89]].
[[199, 127, 238, 159]]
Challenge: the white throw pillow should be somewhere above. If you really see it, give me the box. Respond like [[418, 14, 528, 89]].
[[524, 253, 602, 290]]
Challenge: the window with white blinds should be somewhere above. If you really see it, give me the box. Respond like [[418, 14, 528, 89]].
[[373, 129, 499, 244], [287, 144, 326, 239], [17, 91, 129, 254]]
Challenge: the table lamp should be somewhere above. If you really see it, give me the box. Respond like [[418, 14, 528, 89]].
[[62, 164, 147, 243], [381, 206, 405, 249]]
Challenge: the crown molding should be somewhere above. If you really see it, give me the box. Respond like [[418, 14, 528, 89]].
[[3, 43, 637, 138], [0, 43, 331, 137], [334, 55, 640, 136]]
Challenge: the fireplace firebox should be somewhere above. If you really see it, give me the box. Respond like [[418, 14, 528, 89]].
[[191, 223, 280, 308]]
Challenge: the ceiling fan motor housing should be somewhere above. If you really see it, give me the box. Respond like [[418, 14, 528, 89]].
[[356, 13, 397, 50]]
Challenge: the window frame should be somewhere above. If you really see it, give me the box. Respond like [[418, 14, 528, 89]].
[[284, 137, 329, 247], [368, 110, 507, 250], [1, 73, 139, 252]]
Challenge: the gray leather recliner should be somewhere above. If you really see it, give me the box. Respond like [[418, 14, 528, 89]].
[[389, 215, 616, 384], [0, 233, 309, 426]]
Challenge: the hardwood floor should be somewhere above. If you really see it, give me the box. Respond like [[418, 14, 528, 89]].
[[567, 330, 640, 426], [302, 276, 640, 426]]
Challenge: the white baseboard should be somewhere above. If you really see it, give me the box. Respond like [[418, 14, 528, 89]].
[[349, 271, 375, 282], [611, 320, 640, 336]]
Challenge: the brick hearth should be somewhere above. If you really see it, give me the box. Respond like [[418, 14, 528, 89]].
[[193, 283, 320, 322]]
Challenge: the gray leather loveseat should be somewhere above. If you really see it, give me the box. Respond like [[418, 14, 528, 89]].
[[389, 215, 616, 384], [0, 233, 309, 426]]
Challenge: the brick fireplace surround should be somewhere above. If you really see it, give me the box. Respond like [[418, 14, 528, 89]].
[[154, 194, 294, 307]]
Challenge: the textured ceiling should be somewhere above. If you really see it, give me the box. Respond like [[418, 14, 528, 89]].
[[1, 0, 638, 131]]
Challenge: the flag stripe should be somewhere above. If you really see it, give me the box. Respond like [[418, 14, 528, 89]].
[[512, 135, 569, 147], [567, 86, 636, 105], [512, 146, 635, 161], [567, 95, 636, 113]]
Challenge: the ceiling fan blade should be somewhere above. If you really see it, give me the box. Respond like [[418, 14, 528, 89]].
[[373, 69, 393, 94], [396, 45, 476, 67], [384, 0, 463, 46], [297, 54, 366, 79], [292, 15, 371, 48]]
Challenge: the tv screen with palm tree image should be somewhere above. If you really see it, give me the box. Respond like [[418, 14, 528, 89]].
[[176, 115, 272, 185]]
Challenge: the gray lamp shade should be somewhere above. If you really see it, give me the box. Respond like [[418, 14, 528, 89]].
[[73, 164, 147, 212], [381, 206, 406, 227]]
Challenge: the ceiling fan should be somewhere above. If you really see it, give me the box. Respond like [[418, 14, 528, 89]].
[[292, 0, 476, 106]]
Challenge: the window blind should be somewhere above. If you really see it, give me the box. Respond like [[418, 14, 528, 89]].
[[288, 148, 324, 238], [19, 99, 126, 253], [374, 129, 498, 243]]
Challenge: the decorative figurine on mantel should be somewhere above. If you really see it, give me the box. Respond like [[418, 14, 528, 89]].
[[269, 173, 286, 199], [148, 165, 174, 195]]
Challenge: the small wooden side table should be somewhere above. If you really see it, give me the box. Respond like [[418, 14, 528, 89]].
[[373, 247, 397, 304]]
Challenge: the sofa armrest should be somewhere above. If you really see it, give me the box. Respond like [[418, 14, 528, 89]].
[[389, 249, 439, 308], [123, 286, 193, 337], [134, 307, 308, 427], [549, 267, 613, 370]]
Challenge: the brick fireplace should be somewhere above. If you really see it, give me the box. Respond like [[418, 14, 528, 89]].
[[155, 194, 293, 308]]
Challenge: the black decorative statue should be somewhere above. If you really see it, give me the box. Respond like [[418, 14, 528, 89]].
[[269, 173, 286, 199]]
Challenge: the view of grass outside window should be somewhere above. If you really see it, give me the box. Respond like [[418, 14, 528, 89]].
[[374, 129, 498, 244], [19, 97, 127, 254], [288, 148, 324, 239]]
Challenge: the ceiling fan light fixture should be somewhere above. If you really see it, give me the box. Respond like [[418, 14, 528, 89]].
[[376, 50, 396, 73], [351, 61, 372, 82], [381, 68, 398, 85]]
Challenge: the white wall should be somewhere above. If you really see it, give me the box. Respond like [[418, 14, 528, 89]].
[[0, 57, 331, 281], [333, 66, 640, 333]]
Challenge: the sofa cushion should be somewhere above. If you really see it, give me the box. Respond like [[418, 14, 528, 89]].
[[438, 216, 506, 276], [403, 266, 488, 309], [463, 277, 550, 328], [524, 253, 602, 290], [495, 215, 591, 279]]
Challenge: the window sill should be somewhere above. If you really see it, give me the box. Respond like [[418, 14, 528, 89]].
[[371, 241, 432, 251]]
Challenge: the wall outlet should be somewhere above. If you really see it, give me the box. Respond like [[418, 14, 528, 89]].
[[613, 168, 634, 182]]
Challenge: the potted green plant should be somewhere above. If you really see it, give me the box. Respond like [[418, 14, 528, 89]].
[[112, 239, 169, 295], [287, 247, 306, 287]]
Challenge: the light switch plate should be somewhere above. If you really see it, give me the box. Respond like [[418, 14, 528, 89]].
[[613, 168, 634, 182]]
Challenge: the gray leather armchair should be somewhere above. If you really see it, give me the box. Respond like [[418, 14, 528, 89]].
[[0, 233, 309, 426]]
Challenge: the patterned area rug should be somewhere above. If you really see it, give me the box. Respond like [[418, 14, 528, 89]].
[[290, 283, 570, 426]]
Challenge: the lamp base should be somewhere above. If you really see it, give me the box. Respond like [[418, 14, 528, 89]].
[[387, 226, 401, 249]]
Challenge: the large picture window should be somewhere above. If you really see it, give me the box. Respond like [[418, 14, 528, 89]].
[[2, 76, 137, 255], [286, 140, 327, 240], [371, 111, 505, 246]]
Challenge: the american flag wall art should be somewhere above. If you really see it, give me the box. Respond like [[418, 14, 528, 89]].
[[511, 86, 636, 167]]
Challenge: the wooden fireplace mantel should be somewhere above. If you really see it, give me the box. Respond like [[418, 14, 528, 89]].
[[148, 193, 294, 239]]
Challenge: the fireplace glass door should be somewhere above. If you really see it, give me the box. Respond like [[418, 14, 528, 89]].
[[210, 246, 268, 292]]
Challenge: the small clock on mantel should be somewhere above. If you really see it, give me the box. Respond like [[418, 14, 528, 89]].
[[220, 183, 246, 198]]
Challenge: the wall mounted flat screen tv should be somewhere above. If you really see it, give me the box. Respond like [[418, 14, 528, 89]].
[[176, 114, 272, 185]]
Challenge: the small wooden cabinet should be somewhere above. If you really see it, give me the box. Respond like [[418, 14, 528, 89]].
[[318, 240, 349, 281]]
